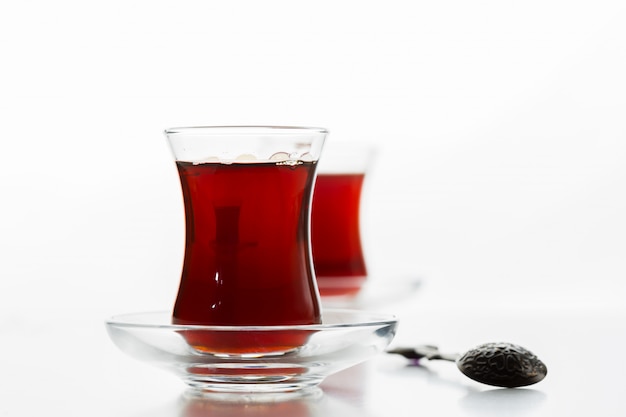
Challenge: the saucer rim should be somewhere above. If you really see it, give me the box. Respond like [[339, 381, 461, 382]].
[[105, 308, 397, 331]]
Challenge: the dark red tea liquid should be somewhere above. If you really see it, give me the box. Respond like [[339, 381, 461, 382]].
[[173, 161, 321, 353], [311, 173, 367, 297]]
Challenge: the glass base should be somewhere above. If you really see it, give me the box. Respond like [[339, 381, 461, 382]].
[[185, 375, 324, 393]]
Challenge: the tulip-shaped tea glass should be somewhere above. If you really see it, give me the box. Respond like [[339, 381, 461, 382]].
[[166, 126, 327, 351]]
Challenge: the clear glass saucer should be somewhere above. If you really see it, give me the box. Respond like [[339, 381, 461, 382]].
[[105, 309, 397, 393]]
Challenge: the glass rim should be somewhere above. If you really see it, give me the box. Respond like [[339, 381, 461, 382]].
[[164, 125, 329, 136]]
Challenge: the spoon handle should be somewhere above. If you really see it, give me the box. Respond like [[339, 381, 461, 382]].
[[388, 345, 460, 362]]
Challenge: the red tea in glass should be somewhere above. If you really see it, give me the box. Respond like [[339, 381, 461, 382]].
[[311, 173, 367, 296], [310, 142, 374, 298], [165, 126, 327, 353]]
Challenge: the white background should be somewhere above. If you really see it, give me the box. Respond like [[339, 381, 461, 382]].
[[1, 1, 625, 321], [1, 2, 626, 416]]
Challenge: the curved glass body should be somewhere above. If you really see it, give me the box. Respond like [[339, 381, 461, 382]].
[[165, 126, 328, 352]]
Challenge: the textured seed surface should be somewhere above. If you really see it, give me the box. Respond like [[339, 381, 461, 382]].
[[456, 342, 547, 388]]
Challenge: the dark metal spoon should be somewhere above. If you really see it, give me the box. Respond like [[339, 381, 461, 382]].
[[388, 342, 547, 388]]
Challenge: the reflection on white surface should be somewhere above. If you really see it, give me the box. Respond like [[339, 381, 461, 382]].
[[129, 387, 377, 417], [179, 390, 373, 417], [459, 389, 547, 417]]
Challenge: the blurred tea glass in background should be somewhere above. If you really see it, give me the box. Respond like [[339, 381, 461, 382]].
[[311, 141, 376, 299]]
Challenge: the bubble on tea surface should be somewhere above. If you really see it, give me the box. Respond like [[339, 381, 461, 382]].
[[270, 151, 305, 166], [270, 152, 290, 162], [299, 152, 314, 162], [194, 156, 220, 165]]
